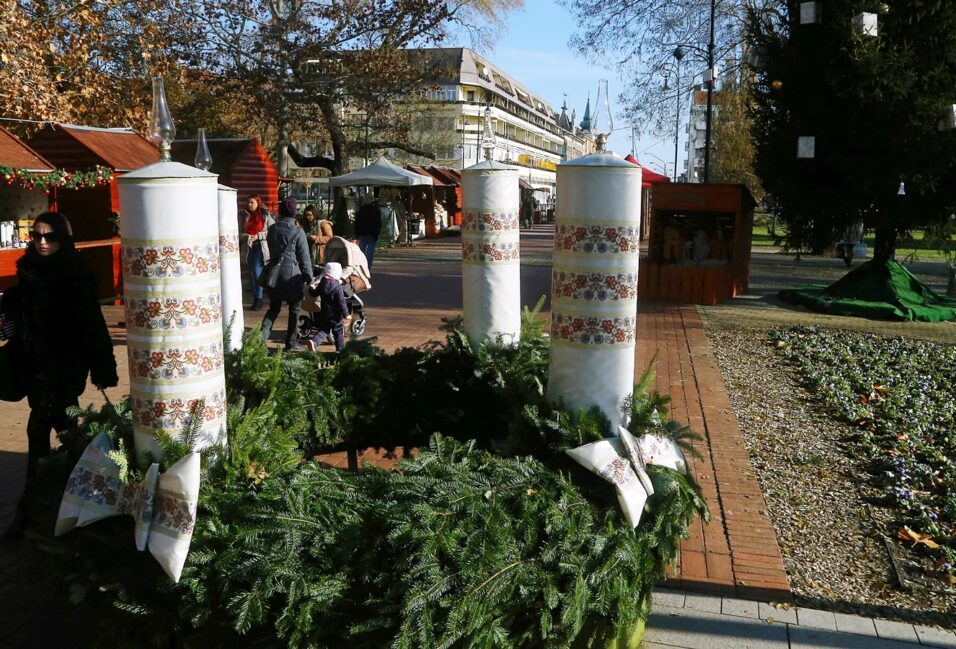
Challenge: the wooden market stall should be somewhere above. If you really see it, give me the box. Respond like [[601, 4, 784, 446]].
[[624, 154, 671, 240], [427, 165, 462, 227], [27, 124, 160, 300], [171, 138, 279, 214], [639, 183, 754, 305], [0, 128, 57, 290]]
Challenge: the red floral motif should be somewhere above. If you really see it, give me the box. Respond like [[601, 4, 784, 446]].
[[462, 210, 519, 232], [598, 457, 637, 486], [551, 312, 636, 345], [124, 243, 219, 279], [554, 224, 640, 254], [462, 241, 520, 263], [132, 389, 226, 432], [153, 492, 196, 536], [219, 234, 239, 255], [126, 294, 222, 331], [552, 271, 638, 301]]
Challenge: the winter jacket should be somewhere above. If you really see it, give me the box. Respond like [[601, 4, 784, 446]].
[[311, 277, 349, 326], [354, 203, 382, 239], [10, 249, 118, 409], [303, 218, 334, 264], [241, 209, 277, 264], [265, 217, 313, 303]]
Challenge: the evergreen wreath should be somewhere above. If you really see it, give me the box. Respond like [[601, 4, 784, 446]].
[[23, 305, 707, 648]]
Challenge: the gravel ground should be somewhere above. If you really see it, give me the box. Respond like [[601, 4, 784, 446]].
[[706, 323, 956, 627]]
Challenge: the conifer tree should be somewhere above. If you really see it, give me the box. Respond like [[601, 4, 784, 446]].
[[749, 0, 956, 260]]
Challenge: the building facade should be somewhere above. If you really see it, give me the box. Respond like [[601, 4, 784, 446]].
[[351, 48, 597, 194]]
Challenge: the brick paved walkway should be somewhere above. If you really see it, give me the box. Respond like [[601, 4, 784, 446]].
[[0, 226, 793, 645]]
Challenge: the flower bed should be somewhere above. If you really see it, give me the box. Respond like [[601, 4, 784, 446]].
[[774, 327, 956, 584], [25, 319, 706, 648]]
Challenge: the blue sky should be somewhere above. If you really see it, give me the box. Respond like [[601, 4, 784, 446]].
[[474, 0, 677, 176]]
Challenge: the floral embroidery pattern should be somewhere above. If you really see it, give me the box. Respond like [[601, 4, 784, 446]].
[[132, 390, 226, 430], [219, 234, 239, 255], [124, 243, 220, 279], [462, 210, 519, 232], [555, 225, 641, 254], [552, 271, 638, 301], [462, 241, 520, 263], [551, 312, 636, 345], [64, 465, 123, 507], [126, 294, 222, 330], [598, 457, 637, 486], [130, 342, 224, 380], [153, 492, 197, 536]]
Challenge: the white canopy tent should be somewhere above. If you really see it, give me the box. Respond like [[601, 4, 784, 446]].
[[328, 156, 433, 187]]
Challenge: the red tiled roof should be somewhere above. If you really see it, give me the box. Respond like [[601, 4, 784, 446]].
[[28, 124, 158, 171], [427, 166, 460, 185], [406, 164, 449, 186], [0, 127, 55, 171]]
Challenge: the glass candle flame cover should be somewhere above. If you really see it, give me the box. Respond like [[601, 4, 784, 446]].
[[149, 77, 176, 162], [591, 80, 614, 153], [481, 106, 497, 161], [195, 128, 213, 171]]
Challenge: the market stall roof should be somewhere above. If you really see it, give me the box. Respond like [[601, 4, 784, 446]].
[[405, 164, 448, 186], [330, 156, 432, 187], [518, 178, 534, 191], [427, 165, 461, 186], [625, 154, 671, 186], [28, 124, 158, 172], [0, 127, 55, 171]]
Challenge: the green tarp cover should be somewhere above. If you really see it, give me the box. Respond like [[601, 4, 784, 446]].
[[779, 260, 956, 322]]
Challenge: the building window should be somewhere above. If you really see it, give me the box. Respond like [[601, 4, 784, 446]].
[[467, 90, 475, 102]]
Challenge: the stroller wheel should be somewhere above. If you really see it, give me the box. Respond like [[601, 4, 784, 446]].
[[351, 316, 367, 336], [297, 314, 313, 339]]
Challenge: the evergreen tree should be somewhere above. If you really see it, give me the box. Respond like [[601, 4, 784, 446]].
[[748, 0, 956, 260]]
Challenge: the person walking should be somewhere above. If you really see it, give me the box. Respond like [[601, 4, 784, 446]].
[[354, 196, 382, 268], [261, 198, 312, 351], [301, 204, 334, 265], [241, 194, 276, 311], [2, 211, 118, 537]]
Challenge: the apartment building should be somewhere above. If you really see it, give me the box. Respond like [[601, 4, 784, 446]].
[[684, 90, 718, 183], [363, 48, 597, 193]]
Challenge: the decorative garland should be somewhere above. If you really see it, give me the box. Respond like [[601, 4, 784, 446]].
[[0, 164, 114, 193]]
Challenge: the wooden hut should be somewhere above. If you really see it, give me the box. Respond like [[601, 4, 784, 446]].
[[172, 138, 279, 214], [26, 124, 159, 299], [0, 128, 57, 290], [639, 183, 755, 305]]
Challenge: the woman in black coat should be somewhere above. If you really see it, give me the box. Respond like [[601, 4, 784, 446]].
[[261, 197, 313, 350], [3, 212, 118, 535]]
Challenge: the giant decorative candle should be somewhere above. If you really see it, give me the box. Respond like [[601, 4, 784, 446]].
[[118, 162, 226, 461], [460, 160, 521, 346], [217, 184, 243, 352], [547, 153, 642, 430]]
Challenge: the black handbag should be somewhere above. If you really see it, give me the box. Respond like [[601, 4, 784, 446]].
[[0, 342, 25, 402], [256, 233, 299, 289]]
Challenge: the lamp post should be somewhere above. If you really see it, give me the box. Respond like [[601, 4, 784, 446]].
[[672, 47, 685, 182], [703, 0, 716, 183]]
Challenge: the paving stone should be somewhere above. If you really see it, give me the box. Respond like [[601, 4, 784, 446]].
[[652, 587, 686, 610], [683, 592, 722, 613], [796, 607, 837, 631], [721, 597, 760, 619], [833, 612, 878, 637], [757, 601, 797, 625], [644, 604, 789, 649], [789, 625, 924, 649], [914, 625, 956, 648], [873, 619, 920, 644]]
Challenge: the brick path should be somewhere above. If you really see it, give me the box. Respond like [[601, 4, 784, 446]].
[[0, 225, 793, 645]]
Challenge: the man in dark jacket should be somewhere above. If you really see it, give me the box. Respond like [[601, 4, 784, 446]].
[[353, 196, 382, 268], [261, 197, 313, 351]]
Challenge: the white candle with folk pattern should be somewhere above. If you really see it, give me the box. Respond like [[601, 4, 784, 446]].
[[547, 153, 642, 430], [460, 160, 521, 346], [118, 162, 226, 462], [217, 184, 243, 352]]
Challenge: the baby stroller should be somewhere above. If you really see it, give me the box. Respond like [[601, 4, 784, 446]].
[[298, 236, 372, 341]]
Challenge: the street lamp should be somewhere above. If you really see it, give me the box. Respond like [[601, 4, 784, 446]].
[[671, 47, 684, 182]]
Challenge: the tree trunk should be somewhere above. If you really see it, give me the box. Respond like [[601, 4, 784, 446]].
[[948, 261, 956, 297], [873, 226, 897, 263]]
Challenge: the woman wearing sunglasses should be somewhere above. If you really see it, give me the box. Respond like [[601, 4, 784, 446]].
[[2, 211, 117, 538]]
